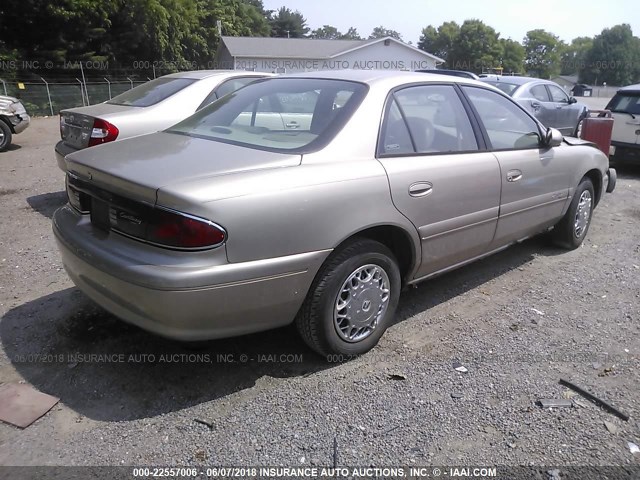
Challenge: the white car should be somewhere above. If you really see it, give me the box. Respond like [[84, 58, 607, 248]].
[[0, 95, 31, 151], [55, 70, 272, 171], [606, 83, 640, 163]]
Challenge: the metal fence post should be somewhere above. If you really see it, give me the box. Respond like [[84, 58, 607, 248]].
[[104, 77, 112, 99], [0, 78, 7, 96], [76, 78, 86, 106], [79, 62, 90, 105], [40, 77, 55, 116], [126, 77, 134, 90]]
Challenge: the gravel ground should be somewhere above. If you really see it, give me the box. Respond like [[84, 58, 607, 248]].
[[0, 117, 639, 470]]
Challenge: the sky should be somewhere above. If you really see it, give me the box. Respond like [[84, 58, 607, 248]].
[[262, 0, 640, 45]]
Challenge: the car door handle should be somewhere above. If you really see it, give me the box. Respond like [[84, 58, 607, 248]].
[[531, 102, 541, 110], [408, 182, 433, 197], [285, 121, 299, 129], [506, 170, 522, 182]]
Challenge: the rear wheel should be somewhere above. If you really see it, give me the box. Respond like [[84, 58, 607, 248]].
[[295, 238, 401, 357], [551, 177, 594, 249], [0, 121, 12, 152]]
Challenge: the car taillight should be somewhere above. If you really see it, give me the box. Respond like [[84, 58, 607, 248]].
[[59, 114, 66, 139], [147, 209, 226, 249], [88, 118, 119, 147]]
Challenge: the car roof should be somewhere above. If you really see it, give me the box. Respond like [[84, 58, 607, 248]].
[[161, 70, 272, 80], [619, 83, 640, 92], [279, 69, 483, 87], [480, 75, 549, 86]]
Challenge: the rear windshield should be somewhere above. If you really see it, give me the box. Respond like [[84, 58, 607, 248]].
[[606, 92, 640, 116], [107, 77, 196, 107], [483, 81, 520, 96], [166, 78, 367, 153]]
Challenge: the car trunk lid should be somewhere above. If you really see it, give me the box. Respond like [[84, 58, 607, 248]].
[[64, 131, 302, 205], [60, 104, 131, 149]]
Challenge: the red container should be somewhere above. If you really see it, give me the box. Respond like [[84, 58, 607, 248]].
[[579, 110, 614, 156]]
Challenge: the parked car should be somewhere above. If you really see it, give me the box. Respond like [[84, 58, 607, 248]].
[[417, 69, 479, 80], [55, 70, 272, 171], [605, 83, 640, 163], [53, 71, 615, 356], [0, 95, 31, 151], [480, 76, 588, 136]]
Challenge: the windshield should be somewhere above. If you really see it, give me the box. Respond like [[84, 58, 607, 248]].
[[107, 77, 196, 107], [606, 92, 640, 116], [483, 81, 520, 96], [167, 78, 367, 153]]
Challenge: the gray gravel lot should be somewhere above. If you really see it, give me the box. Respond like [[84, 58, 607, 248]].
[[0, 117, 639, 470]]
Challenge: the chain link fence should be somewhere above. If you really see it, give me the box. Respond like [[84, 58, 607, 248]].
[[0, 78, 148, 116]]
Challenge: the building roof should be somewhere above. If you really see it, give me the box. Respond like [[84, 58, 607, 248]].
[[220, 36, 444, 63], [552, 75, 579, 84]]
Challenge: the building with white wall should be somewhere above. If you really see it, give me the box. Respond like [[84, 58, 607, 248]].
[[214, 36, 443, 73]]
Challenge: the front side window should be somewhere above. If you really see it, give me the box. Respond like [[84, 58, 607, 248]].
[[380, 84, 478, 156], [548, 85, 569, 103], [463, 86, 541, 150], [167, 78, 367, 153], [107, 77, 196, 107]]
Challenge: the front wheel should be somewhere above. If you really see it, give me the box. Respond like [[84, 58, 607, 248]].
[[295, 238, 401, 356], [551, 177, 594, 249], [0, 121, 12, 152]]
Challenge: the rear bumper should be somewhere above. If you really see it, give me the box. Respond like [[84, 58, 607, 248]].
[[53, 205, 330, 340], [55, 140, 79, 171]]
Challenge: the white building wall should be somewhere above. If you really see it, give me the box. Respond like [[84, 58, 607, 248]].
[[233, 42, 437, 73]]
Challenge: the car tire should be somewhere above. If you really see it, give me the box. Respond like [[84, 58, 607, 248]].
[[551, 177, 595, 249], [295, 238, 401, 357], [0, 121, 12, 152]]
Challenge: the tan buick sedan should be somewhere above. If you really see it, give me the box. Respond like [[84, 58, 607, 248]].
[[53, 70, 616, 356]]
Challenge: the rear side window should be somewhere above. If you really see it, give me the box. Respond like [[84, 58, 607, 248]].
[[107, 78, 196, 107], [380, 84, 478, 156], [463, 86, 541, 150], [530, 85, 550, 102]]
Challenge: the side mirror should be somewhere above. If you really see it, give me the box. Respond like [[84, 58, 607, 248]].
[[568, 97, 577, 104], [543, 127, 563, 147]]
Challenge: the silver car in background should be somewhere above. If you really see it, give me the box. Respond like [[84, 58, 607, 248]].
[[53, 71, 615, 357], [55, 70, 271, 170], [0, 95, 31, 151], [481, 76, 589, 136]]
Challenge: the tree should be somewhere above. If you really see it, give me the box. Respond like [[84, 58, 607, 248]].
[[269, 7, 309, 38], [499, 38, 525, 74], [368, 26, 402, 40], [417, 21, 460, 66], [449, 20, 502, 73], [580, 24, 640, 85], [560, 36, 592, 75], [310, 25, 341, 40], [340, 27, 362, 40], [523, 29, 564, 78]]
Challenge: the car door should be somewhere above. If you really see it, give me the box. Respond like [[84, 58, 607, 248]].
[[547, 84, 577, 134], [377, 84, 502, 279], [526, 83, 555, 127], [461, 86, 571, 247]]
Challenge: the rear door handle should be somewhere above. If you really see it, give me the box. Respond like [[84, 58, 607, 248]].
[[285, 121, 299, 129], [408, 182, 433, 197], [531, 102, 541, 110], [506, 170, 522, 182]]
